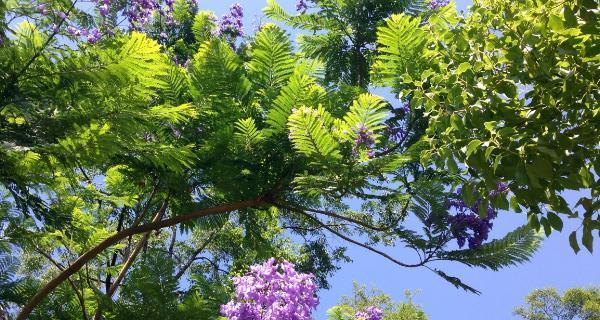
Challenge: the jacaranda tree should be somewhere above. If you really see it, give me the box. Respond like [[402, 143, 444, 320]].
[[0, 0, 596, 319]]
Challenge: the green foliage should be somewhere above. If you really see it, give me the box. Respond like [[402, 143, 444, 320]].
[[1, 1, 583, 318], [288, 106, 341, 161], [439, 225, 542, 271], [327, 283, 428, 320], [375, 0, 600, 250], [514, 287, 600, 320], [266, 0, 430, 87]]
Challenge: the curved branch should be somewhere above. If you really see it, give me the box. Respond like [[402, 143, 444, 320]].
[[284, 206, 426, 268], [275, 200, 409, 232], [93, 198, 170, 320], [17, 197, 265, 320]]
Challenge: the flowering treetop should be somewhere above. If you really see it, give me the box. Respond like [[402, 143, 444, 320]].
[[220, 258, 319, 320]]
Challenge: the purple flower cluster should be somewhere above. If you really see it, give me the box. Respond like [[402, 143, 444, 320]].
[[353, 124, 376, 158], [296, 0, 309, 13], [220, 258, 319, 320], [446, 184, 509, 249], [355, 306, 384, 320], [388, 125, 407, 143], [124, 0, 159, 30], [37, 4, 104, 44], [216, 3, 244, 37], [428, 0, 450, 10]]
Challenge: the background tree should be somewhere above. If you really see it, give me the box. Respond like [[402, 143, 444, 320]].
[[514, 287, 600, 320], [327, 282, 428, 320], [265, 0, 430, 88]]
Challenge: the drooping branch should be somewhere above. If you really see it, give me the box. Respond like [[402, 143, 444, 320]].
[[275, 200, 409, 232], [17, 196, 265, 320], [283, 205, 427, 268]]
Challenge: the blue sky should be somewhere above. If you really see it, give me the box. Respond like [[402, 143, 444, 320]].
[[200, 1, 600, 319]]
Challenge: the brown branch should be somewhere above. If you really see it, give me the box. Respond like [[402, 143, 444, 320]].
[[93, 198, 169, 320], [286, 207, 426, 268], [168, 226, 177, 257], [17, 196, 265, 320], [110, 198, 168, 295], [105, 207, 127, 293], [35, 249, 89, 320]]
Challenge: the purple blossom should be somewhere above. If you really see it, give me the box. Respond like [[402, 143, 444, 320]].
[[217, 3, 244, 37], [99, 4, 109, 16], [352, 123, 376, 157], [296, 0, 309, 13], [445, 184, 508, 249], [356, 306, 383, 320], [428, 0, 450, 10], [398, 100, 410, 113], [86, 28, 102, 44], [66, 26, 81, 36], [220, 258, 319, 320], [58, 11, 67, 19], [37, 4, 48, 15], [125, 0, 160, 30]]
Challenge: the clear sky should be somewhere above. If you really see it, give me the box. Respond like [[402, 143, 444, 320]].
[[200, 1, 600, 319]]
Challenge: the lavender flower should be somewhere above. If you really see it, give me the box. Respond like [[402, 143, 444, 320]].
[[428, 0, 450, 10], [125, 0, 159, 30], [37, 3, 49, 15], [220, 258, 319, 320], [445, 184, 508, 249], [217, 3, 244, 37], [352, 123, 376, 157], [296, 0, 309, 13], [58, 11, 67, 19], [356, 306, 384, 320], [86, 28, 102, 44], [66, 26, 81, 36], [99, 4, 109, 16]]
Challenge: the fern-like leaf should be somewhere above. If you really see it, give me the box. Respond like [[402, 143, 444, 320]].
[[338, 93, 389, 143], [288, 106, 341, 160], [87, 32, 168, 99], [266, 67, 325, 134], [235, 118, 265, 150], [439, 225, 543, 271], [189, 39, 251, 101], [264, 0, 336, 31], [247, 24, 295, 92], [372, 14, 428, 87]]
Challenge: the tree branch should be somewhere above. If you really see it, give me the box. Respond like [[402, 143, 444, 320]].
[[284, 206, 426, 268], [93, 198, 170, 320], [275, 200, 409, 232], [173, 232, 216, 281], [17, 196, 265, 320], [35, 249, 89, 320]]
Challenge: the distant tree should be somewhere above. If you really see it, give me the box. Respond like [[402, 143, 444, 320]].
[[514, 287, 600, 320], [327, 282, 428, 320]]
